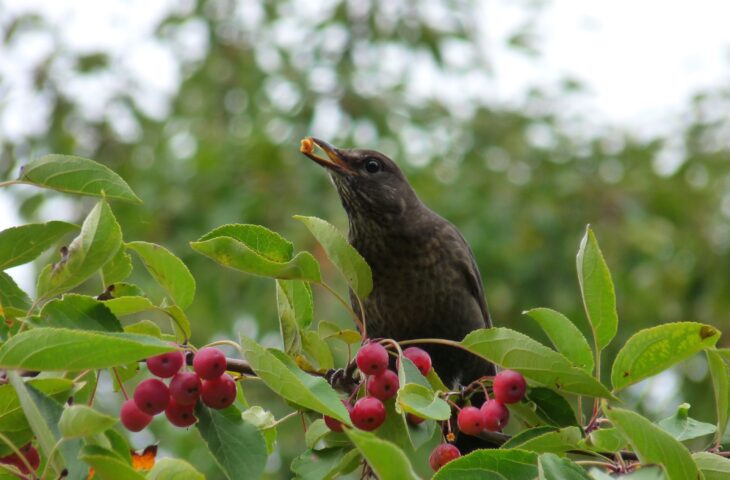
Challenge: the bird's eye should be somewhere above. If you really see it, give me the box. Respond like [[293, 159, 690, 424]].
[[365, 159, 381, 173]]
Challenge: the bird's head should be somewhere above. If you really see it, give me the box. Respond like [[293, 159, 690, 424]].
[[300, 137, 420, 224]]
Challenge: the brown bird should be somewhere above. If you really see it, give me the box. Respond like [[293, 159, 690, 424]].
[[301, 137, 495, 390]]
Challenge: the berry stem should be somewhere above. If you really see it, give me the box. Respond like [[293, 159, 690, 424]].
[[201, 340, 243, 354], [112, 367, 129, 400], [87, 370, 100, 406]]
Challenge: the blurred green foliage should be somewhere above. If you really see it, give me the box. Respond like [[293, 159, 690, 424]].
[[1, 0, 729, 477]]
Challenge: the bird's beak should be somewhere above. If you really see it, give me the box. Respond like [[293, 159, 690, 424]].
[[300, 137, 352, 173]]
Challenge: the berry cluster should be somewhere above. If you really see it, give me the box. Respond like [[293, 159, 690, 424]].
[[456, 369, 526, 437], [324, 344, 433, 433], [429, 369, 527, 472], [120, 347, 236, 432], [0, 443, 40, 477]]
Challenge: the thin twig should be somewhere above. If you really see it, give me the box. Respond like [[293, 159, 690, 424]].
[[319, 282, 364, 334]]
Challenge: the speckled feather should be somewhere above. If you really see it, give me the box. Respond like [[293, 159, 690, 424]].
[[321, 145, 495, 389]]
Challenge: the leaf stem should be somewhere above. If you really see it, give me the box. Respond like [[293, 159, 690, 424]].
[[319, 282, 364, 335], [271, 410, 299, 427], [38, 439, 64, 480], [0, 180, 22, 188], [0, 462, 30, 480]]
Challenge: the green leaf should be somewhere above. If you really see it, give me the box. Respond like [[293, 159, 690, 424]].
[[657, 403, 716, 441], [433, 449, 538, 479], [79, 445, 145, 480], [396, 384, 451, 420], [693, 452, 730, 480], [19, 154, 142, 203], [461, 328, 615, 399], [36, 200, 123, 299], [147, 458, 205, 480], [104, 428, 132, 464], [126, 241, 196, 309], [276, 280, 303, 355], [524, 387, 578, 427], [605, 406, 699, 480], [0, 272, 32, 317], [344, 428, 419, 480], [278, 280, 313, 328], [101, 245, 133, 285], [8, 374, 85, 478], [59, 404, 117, 438], [294, 215, 372, 298], [191, 224, 320, 281], [104, 295, 156, 317], [611, 322, 721, 391], [377, 399, 412, 450], [162, 304, 192, 343], [39, 294, 123, 332], [579, 428, 627, 452], [195, 405, 267, 480], [501, 426, 581, 453], [576, 226, 618, 350], [524, 308, 594, 372], [291, 448, 344, 480], [241, 406, 278, 454], [0, 328, 175, 370], [538, 453, 591, 480], [305, 419, 331, 450], [0, 378, 73, 442], [240, 336, 351, 423], [318, 321, 361, 344], [302, 330, 334, 370], [124, 320, 162, 338], [0, 221, 78, 269], [706, 349, 729, 445]]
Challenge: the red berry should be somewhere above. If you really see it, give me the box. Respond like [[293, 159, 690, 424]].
[[367, 370, 400, 401], [120, 399, 153, 432], [403, 347, 432, 376], [169, 371, 202, 406], [429, 443, 460, 471], [193, 348, 227, 380], [481, 400, 510, 431], [165, 400, 197, 427], [407, 413, 425, 425], [350, 397, 386, 431], [324, 400, 352, 432], [492, 370, 526, 404], [457, 406, 486, 436], [133, 378, 170, 415], [356, 343, 389, 376], [201, 373, 237, 409], [146, 350, 184, 378], [0, 443, 40, 474]]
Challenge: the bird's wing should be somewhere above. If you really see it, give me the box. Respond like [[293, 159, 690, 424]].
[[443, 223, 492, 328]]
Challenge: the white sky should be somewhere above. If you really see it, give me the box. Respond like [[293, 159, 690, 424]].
[[1, 0, 730, 293]]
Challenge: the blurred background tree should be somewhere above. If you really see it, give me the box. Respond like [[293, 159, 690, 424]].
[[1, 0, 729, 476]]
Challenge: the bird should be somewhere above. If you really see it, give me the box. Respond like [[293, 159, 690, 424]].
[[300, 137, 495, 391]]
